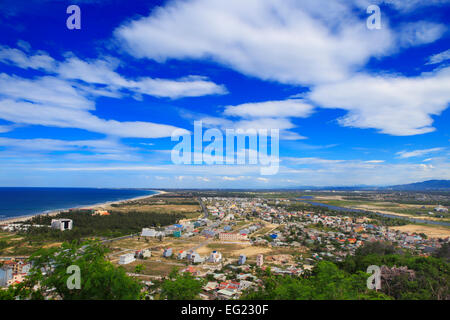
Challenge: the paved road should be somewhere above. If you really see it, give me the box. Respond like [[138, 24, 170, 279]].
[[101, 233, 139, 244], [198, 197, 208, 218]]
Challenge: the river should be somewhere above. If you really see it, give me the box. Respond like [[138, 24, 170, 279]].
[[297, 198, 450, 227]]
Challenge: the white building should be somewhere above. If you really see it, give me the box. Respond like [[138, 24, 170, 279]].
[[434, 206, 448, 212], [51, 219, 73, 231], [118, 253, 135, 265], [187, 251, 204, 264], [256, 254, 264, 267], [135, 249, 151, 259], [208, 251, 222, 263], [219, 232, 247, 241]]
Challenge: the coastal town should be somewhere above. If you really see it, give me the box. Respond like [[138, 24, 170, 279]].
[[3, 191, 447, 299]]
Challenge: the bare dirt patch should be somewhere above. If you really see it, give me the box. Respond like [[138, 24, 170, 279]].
[[389, 224, 450, 239]]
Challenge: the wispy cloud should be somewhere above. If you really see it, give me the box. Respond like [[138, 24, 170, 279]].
[[426, 49, 450, 65], [396, 147, 445, 158]]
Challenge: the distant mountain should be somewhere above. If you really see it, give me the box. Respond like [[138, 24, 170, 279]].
[[387, 180, 450, 191], [289, 180, 450, 191]]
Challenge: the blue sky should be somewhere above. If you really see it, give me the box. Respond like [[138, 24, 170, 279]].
[[0, 0, 449, 188]]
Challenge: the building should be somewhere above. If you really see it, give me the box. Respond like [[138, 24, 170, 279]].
[[135, 249, 151, 259], [51, 219, 73, 231], [434, 206, 449, 212], [173, 230, 182, 238], [163, 248, 173, 258], [256, 254, 264, 267], [187, 251, 204, 264], [118, 253, 135, 265], [93, 210, 110, 216], [238, 254, 246, 265], [0, 267, 13, 287], [219, 232, 247, 241], [208, 251, 222, 263], [178, 250, 187, 259]]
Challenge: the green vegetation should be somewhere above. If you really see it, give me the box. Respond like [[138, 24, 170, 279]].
[[290, 201, 410, 226], [1, 241, 142, 300], [19, 210, 185, 241], [433, 242, 450, 263], [339, 242, 450, 300], [241, 241, 450, 300], [159, 268, 204, 300], [0, 240, 8, 253], [134, 264, 145, 274], [241, 261, 391, 300]]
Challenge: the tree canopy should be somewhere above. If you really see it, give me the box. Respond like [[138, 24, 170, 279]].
[[160, 268, 204, 300], [5, 241, 142, 300]]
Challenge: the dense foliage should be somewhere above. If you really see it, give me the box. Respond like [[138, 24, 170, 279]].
[[1, 241, 142, 300], [160, 268, 204, 300], [0, 240, 8, 254], [340, 242, 450, 300], [241, 241, 450, 300], [19, 210, 185, 241], [241, 261, 391, 300]]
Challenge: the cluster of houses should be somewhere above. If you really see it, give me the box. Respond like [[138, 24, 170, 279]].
[[140, 219, 210, 239], [203, 197, 448, 261], [0, 258, 31, 287]]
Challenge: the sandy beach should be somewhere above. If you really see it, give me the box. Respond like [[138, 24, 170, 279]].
[[0, 190, 167, 225]]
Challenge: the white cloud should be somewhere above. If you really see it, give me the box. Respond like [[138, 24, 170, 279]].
[[0, 137, 129, 152], [283, 157, 346, 165], [200, 115, 306, 140], [223, 99, 314, 118], [0, 45, 56, 71], [397, 21, 447, 47], [354, 0, 450, 12], [427, 49, 450, 65], [0, 137, 144, 162], [113, 0, 450, 138], [0, 124, 17, 133], [115, 0, 394, 86], [396, 148, 445, 159], [309, 67, 450, 136], [0, 74, 188, 138], [57, 56, 227, 98], [382, 0, 450, 12], [0, 73, 93, 110], [0, 44, 227, 100]]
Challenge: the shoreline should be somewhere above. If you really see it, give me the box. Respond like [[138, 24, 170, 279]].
[[0, 190, 167, 225]]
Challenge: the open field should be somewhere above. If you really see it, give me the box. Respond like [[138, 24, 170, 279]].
[[313, 197, 450, 222], [0, 231, 56, 256], [195, 241, 272, 258], [389, 224, 450, 239], [104, 196, 202, 219], [119, 259, 184, 277]]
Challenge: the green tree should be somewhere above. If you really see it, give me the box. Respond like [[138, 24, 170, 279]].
[[242, 261, 391, 300], [134, 264, 145, 274], [10, 241, 142, 300], [160, 269, 204, 300]]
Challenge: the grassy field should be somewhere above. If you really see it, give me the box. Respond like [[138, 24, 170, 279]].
[[314, 198, 450, 222], [0, 231, 60, 256], [105, 197, 202, 219], [118, 259, 183, 277]]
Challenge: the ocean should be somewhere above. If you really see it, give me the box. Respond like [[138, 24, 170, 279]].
[[0, 187, 158, 221]]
